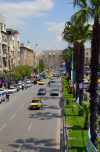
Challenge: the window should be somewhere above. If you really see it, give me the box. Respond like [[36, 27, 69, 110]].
[[86, 57, 88, 63], [86, 52, 88, 55]]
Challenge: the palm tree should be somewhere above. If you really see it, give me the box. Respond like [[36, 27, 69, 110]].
[[62, 21, 92, 106], [62, 46, 73, 81], [74, 101, 90, 130], [72, 0, 100, 148]]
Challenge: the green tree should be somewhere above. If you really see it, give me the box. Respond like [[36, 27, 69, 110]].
[[62, 46, 73, 80], [72, 0, 100, 148], [74, 101, 90, 130], [14, 65, 33, 80], [62, 21, 92, 106], [36, 62, 45, 72]]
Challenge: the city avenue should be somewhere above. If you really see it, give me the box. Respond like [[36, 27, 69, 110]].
[[0, 77, 61, 152]]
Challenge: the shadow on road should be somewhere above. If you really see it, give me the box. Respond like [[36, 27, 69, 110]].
[[9, 138, 60, 152]]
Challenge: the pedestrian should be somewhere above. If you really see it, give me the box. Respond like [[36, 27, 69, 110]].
[[22, 84, 24, 90], [34, 79, 36, 85], [25, 83, 27, 90], [49, 81, 50, 86], [6, 93, 10, 102], [17, 85, 19, 92]]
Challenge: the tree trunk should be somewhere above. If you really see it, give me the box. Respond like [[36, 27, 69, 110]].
[[90, 17, 99, 149], [76, 46, 80, 99], [79, 44, 84, 106], [84, 115, 89, 130]]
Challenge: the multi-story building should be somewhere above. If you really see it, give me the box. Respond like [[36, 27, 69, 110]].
[[39, 53, 43, 63], [33, 50, 39, 68], [20, 43, 34, 67], [84, 48, 91, 64], [7, 29, 20, 68], [42, 50, 62, 68], [0, 14, 8, 74]]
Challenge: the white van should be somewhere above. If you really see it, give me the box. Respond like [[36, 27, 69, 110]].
[[0, 91, 6, 103]]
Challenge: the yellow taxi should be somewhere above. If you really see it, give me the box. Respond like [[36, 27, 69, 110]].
[[39, 79, 45, 85], [30, 97, 42, 110], [98, 78, 100, 84]]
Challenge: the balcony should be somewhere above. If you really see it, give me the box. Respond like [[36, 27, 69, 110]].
[[11, 56, 16, 59], [2, 54, 7, 58]]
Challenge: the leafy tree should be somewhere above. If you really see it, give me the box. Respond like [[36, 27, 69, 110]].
[[72, 0, 100, 148], [14, 65, 33, 80], [36, 62, 45, 72], [74, 101, 90, 130], [62, 46, 73, 80], [62, 20, 92, 106]]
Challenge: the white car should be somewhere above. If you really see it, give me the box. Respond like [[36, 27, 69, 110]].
[[0, 91, 6, 103], [26, 82, 32, 87], [84, 81, 89, 89], [7, 86, 17, 94]]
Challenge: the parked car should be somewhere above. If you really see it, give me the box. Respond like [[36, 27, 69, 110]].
[[0, 91, 6, 103], [7, 86, 17, 94], [38, 88, 46, 95], [18, 83, 22, 89], [30, 97, 42, 110], [0, 88, 7, 93], [51, 88, 59, 96], [50, 78, 55, 83]]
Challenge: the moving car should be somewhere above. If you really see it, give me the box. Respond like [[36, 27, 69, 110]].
[[30, 97, 42, 110], [51, 88, 59, 96], [50, 78, 55, 83], [39, 80, 45, 85], [43, 75, 47, 79], [26, 82, 32, 87], [38, 88, 46, 95], [53, 73, 56, 77]]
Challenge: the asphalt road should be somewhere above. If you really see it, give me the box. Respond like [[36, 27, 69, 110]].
[[0, 77, 62, 152]]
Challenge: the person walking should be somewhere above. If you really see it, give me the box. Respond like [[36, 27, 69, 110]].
[[6, 93, 10, 102], [17, 85, 19, 92]]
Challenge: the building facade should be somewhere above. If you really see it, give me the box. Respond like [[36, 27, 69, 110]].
[[84, 48, 91, 64], [42, 50, 62, 68], [20, 43, 34, 67], [0, 14, 8, 74], [6, 29, 20, 69], [33, 50, 39, 68]]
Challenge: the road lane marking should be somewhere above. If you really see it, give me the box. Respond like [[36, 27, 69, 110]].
[[0, 124, 6, 131], [17, 143, 23, 152], [28, 96, 31, 99], [20, 104, 24, 109], [10, 114, 16, 120], [28, 123, 32, 131]]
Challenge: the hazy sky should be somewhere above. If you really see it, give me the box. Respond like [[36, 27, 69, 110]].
[[0, 0, 92, 53]]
